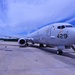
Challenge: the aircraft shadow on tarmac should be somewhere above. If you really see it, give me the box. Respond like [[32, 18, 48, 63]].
[[30, 45, 75, 59], [1, 43, 75, 59]]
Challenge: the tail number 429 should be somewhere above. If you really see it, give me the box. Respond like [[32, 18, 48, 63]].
[[57, 34, 68, 39]]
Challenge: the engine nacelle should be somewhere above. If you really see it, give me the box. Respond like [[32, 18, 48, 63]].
[[18, 38, 27, 47]]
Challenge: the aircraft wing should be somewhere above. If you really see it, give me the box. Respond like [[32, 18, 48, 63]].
[[0, 38, 19, 42], [0, 35, 19, 42]]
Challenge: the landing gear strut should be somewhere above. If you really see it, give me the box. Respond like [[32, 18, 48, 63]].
[[57, 50, 63, 55], [26, 43, 29, 46]]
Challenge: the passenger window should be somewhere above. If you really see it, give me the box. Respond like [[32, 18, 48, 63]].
[[57, 25, 65, 29]]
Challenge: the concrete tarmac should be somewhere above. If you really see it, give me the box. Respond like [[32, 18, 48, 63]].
[[0, 41, 75, 75]]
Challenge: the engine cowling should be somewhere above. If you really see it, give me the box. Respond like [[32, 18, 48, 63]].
[[18, 38, 27, 47]]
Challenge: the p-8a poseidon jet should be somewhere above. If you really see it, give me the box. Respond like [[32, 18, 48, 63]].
[[18, 23, 75, 55]]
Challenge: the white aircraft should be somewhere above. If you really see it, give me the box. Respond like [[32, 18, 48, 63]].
[[18, 23, 75, 55]]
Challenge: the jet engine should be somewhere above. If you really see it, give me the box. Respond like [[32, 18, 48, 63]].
[[18, 38, 27, 47]]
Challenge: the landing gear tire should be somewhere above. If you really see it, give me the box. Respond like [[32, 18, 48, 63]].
[[57, 50, 63, 55], [40, 44, 44, 47]]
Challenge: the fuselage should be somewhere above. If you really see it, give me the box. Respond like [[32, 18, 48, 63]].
[[27, 23, 75, 46]]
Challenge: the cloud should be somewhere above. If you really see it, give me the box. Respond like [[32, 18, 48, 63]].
[[0, 0, 75, 36]]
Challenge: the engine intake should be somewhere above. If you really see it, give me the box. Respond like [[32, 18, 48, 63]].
[[18, 38, 26, 47], [19, 39, 25, 44]]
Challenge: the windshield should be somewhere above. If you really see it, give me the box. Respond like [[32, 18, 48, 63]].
[[65, 25, 73, 27], [57, 25, 73, 29], [57, 25, 65, 29]]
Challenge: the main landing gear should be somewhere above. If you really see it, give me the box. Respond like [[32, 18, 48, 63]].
[[40, 44, 44, 47], [26, 43, 29, 46]]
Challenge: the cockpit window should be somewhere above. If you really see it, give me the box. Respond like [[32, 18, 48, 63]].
[[57, 25, 65, 29], [65, 25, 73, 27], [57, 25, 73, 29]]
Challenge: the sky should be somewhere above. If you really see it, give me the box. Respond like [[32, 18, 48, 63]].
[[0, 0, 75, 37]]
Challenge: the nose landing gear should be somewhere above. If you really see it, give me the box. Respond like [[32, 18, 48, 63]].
[[57, 50, 63, 55], [57, 46, 65, 55]]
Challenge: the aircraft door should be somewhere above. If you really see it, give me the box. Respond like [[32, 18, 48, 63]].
[[50, 25, 57, 39], [46, 25, 57, 45]]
